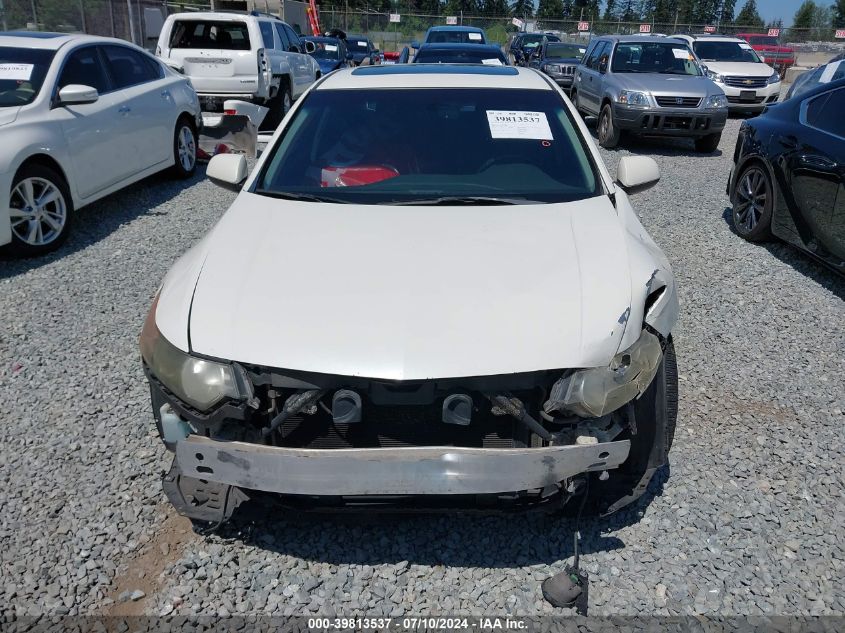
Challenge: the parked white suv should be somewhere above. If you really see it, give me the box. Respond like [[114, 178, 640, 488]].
[[156, 11, 320, 126], [673, 34, 780, 111]]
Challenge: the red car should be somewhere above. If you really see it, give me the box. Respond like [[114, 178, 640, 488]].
[[736, 33, 795, 72]]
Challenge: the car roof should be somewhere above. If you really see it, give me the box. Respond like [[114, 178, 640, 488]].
[[598, 34, 688, 44], [167, 11, 266, 21], [0, 31, 137, 50], [674, 33, 744, 42], [303, 36, 341, 42], [316, 65, 550, 90], [427, 26, 484, 33]]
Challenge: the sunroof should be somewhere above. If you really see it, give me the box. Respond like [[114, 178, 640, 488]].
[[0, 31, 66, 38], [352, 64, 519, 76]]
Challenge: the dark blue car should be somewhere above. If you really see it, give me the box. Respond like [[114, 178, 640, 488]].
[[414, 26, 487, 48], [527, 41, 586, 91], [302, 36, 353, 74], [412, 43, 508, 65], [508, 32, 561, 66]]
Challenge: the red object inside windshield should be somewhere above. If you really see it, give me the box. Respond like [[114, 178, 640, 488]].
[[321, 165, 400, 188]]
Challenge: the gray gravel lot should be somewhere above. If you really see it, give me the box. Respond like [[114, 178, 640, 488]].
[[1, 118, 844, 619]]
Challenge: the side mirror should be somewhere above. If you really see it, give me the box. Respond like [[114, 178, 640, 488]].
[[207, 153, 248, 191], [303, 40, 316, 54], [616, 156, 660, 193], [57, 84, 98, 105]]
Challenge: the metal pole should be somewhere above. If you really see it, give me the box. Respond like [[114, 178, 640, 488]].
[[108, 0, 116, 36], [30, 0, 38, 28], [79, 0, 87, 32], [127, 0, 137, 43], [0, 0, 7, 31]]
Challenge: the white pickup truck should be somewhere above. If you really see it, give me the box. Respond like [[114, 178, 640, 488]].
[[156, 11, 320, 126]]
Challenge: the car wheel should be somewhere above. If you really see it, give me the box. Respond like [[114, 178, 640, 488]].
[[263, 81, 292, 130], [597, 103, 621, 149], [694, 132, 721, 153], [170, 118, 197, 179], [4, 164, 73, 258], [732, 163, 774, 242]]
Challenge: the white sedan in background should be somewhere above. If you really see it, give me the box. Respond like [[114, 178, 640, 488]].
[[0, 32, 202, 257]]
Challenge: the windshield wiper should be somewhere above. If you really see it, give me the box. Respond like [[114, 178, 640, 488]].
[[390, 196, 539, 206], [254, 189, 348, 204]]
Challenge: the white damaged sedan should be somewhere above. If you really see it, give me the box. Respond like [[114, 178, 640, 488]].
[[141, 65, 679, 524]]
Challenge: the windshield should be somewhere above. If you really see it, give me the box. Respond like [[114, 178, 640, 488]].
[[258, 88, 600, 205], [694, 41, 761, 62], [414, 49, 506, 65], [169, 20, 251, 50], [522, 34, 560, 48], [611, 42, 701, 75], [546, 43, 586, 59], [307, 40, 342, 60], [749, 36, 779, 46], [0, 47, 55, 107], [348, 39, 370, 51], [427, 30, 486, 44]]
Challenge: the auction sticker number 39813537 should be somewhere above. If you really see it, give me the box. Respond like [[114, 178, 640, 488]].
[[486, 110, 553, 140]]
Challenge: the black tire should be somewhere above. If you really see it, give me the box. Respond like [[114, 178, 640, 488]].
[[263, 79, 292, 130], [2, 163, 73, 258], [570, 88, 581, 114], [598, 103, 621, 149], [170, 117, 197, 179], [694, 132, 721, 153], [732, 162, 774, 242], [562, 336, 678, 517]]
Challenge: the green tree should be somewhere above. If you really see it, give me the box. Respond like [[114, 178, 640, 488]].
[[735, 0, 764, 27], [652, 0, 674, 24], [603, 0, 617, 20], [719, 0, 736, 25], [793, 0, 817, 28], [834, 0, 845, 27], [481, 0, 509, 15], [537, 0, 565, 21], [510, 0, 534, 17]]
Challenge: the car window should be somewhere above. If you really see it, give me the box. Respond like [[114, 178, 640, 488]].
[[749, 36, 778, 46], [611, 42, 701, 75], [259, 21, 276, 49], [258, 87, 600, 205], [586, 41, 608, 70], [283, 24, 302, 51], [102, 45, 159, 89], [427, 30, 486, 44], [546, 43, 587, 59], [58, 46, 110, 94], [413, 48, 506, 64], [348, 39, 371, 52], [274, 23, 291, 50], [804, 88, 845, 138], [0, 46, 56, 106], [694, 41, 760, 63], [168, 20, 251, 50], [308, 39, 342, 60]]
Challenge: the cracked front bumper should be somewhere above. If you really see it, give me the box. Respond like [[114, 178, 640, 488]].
[[175, 435, 631, 497]]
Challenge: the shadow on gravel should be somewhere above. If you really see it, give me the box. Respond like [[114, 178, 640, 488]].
[[210, 466, 670, 569], [0, 167, 206, 280], [721, 206, 845, 301], [583, 121, 723, 158]]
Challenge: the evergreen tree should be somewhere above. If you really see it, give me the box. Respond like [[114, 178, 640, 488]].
[[652, 0, 674, 24], [537, 0, 565, 21], [510, 0, 534, 18], [481, 0, 509, 15], [603, 0, 617, 20], [834, 0, 845, 27], [719, 0, 736, 25], [792, 0, 818, 28], [735, 0, 764, 28]]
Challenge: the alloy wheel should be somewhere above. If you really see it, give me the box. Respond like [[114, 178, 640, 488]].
[[9, 177, 68, 246], [734, 167, 768, 233], [178, 125, 196, 172]]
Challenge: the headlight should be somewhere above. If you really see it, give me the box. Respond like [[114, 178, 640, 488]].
[[618, 90, 650, 106], [704, 93, 728, 109], [544, 63, 562, 74], [140, 296, 241, 411], [767, 72, 780, 84], [543, 330, 663, 418], [706, 69, 724, 82]]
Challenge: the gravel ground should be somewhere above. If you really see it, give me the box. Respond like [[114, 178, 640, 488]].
[[1, 118, 844, 620]]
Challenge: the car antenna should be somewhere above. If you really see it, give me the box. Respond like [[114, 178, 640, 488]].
[[541, 476, 590, 615]]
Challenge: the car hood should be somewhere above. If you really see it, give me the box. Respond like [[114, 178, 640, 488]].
[[0, 106, 20, 127], [181, 193, 635, 380], [618, 73, 717, 96], [701, 61, 774, 76]]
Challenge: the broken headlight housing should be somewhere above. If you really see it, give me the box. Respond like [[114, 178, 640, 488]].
[[544, 329, 663, 419], [140, 296, 240, 411]]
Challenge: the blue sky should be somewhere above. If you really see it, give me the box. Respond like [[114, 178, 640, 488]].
[[759, 0, 803, 23]]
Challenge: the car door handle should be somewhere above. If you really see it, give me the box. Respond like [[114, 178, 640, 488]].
[[118, 105, 131, 114]]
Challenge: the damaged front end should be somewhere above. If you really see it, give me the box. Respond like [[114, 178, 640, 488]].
[[142, 304, 675, 525]]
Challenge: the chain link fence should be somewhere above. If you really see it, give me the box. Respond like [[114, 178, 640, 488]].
[[0, 0, 211, 48]]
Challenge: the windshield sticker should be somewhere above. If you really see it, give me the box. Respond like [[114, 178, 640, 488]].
[[468, 32, 482, 40], [0, 63, 34, 81], [671, 48, 691, 60], [324, 44, 338, 51], [486, 110, 553, 140], [357, 40, 367, 46], [738, 43, 752, 50], [579, 48, 586, 53], [819, 60, 842, 83], [481, 58, 503, 65]]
